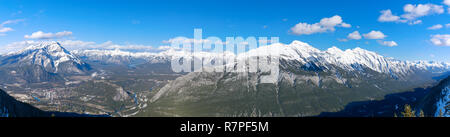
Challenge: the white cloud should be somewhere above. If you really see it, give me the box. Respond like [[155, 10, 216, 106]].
[[446, 23, 450, 28], [401, 4, 444, 20], [58, 40, 96, 50], [290, 15, 351, 35], [290, 23, 328, 35], [1, 19, 25, 26], [0, 19, 24, 36], [24, 31, 73, 39], [59, 40, 96, 47], [444, 0, 450, 6], [340, 23, 351, 28], [62, 40, 158, 52], [0, 40, 162, 54], [0, 27, 13, 33], [96, 41, 156, 51], [408, 20, 422, 25], [379, 40, 398, 47], [363, 30, 387, 39], [319, 15, 344, 27], [0, 41, 41, 54], [446, 0, 450, 14], [428, 24, 443, 30], [347, 31, 362, 40], [0, 40, 99, 54], [378, 10, 401, 22], [430, 34, 450, 46], [379, 4, 445, 24]]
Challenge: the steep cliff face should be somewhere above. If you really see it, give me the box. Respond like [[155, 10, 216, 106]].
[[0, 89, 49, 117], [418, 76, 450, 117]]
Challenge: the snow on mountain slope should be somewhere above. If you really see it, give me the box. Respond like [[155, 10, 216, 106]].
[[435, 85, 450, 117], [241, 40, 449, 76], [73, 48, 236, 65], [71, 40, 449, 76], [72, 49, 162, 64], [1, 41, 88, 74], [419, 76, 450, 117]]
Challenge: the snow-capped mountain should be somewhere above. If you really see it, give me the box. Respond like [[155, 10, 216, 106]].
[[1, 40, 449, 117], [136, 40, 450, 117], [72, 49, 163, 64], [240, 40, 449, 77], [1, 41, 89, 74], [0, 42, 90, 83], [73, 40, 450, 76], [72, 47, 236, 65], [3, 40, 444, 84]]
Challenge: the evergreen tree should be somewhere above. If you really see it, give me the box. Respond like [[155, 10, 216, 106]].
[[401, 104, 416, 117], [419, 110, 425, 117]]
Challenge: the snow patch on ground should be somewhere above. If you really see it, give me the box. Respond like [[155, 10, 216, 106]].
[[435, 86, 450, 117]]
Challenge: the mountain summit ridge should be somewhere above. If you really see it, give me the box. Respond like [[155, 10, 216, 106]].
[[1, 41, 88, 74], [2, 40, 449, 82]]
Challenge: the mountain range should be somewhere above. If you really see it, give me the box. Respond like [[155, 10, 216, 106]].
[[0, 41, 449, 117], [135, 41, 450, 116]]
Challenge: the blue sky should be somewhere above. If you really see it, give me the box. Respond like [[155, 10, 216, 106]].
[[0, 0, 449, 61]]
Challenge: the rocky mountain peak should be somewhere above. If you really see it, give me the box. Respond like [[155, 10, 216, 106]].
[[1, 41, 88, 74]]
